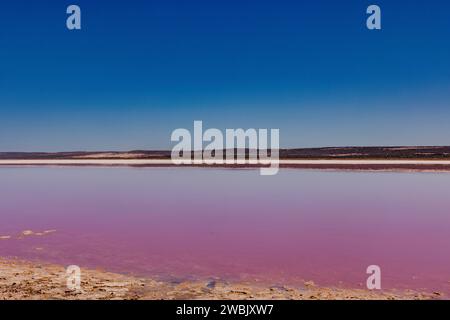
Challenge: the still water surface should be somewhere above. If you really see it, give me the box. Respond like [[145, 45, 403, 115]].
[[1, 167, 449, 293]]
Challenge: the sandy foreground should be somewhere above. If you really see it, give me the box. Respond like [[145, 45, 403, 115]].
[[0, 258, 443, 300]]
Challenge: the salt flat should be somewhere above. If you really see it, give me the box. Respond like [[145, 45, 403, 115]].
[[1, 159, 450, 165]]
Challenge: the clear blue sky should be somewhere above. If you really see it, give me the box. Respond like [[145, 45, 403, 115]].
[[0, 0, 449, 151]]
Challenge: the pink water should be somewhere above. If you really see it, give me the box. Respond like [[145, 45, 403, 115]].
[[1, 167, 450, 293]]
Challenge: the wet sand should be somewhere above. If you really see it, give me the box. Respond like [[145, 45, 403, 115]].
[[0, 258, 443, 300]]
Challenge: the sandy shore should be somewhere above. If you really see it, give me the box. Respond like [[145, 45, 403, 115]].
[[0, 258, 443, 300]]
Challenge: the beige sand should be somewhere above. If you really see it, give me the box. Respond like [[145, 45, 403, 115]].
[[0, 258, 443, 300]]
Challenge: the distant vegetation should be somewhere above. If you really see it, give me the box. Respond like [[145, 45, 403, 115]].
[[1, 146, 450, 160]]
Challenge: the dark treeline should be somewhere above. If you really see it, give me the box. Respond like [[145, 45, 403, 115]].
[[1, 146, 450, 160]]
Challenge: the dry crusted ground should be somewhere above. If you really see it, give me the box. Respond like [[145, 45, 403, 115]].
[[0, 258, 444, 300]]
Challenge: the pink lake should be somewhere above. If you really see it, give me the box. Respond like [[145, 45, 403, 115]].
[[1, 167, 450, 294]]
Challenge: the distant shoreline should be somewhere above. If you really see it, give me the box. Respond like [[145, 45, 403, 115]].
[[2, 159, 450, 172], [2, 146, 450, 161], [2, 146, 450, 172]]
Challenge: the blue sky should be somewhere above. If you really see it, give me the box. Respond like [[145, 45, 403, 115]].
[[0, 0, 449, 151]]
